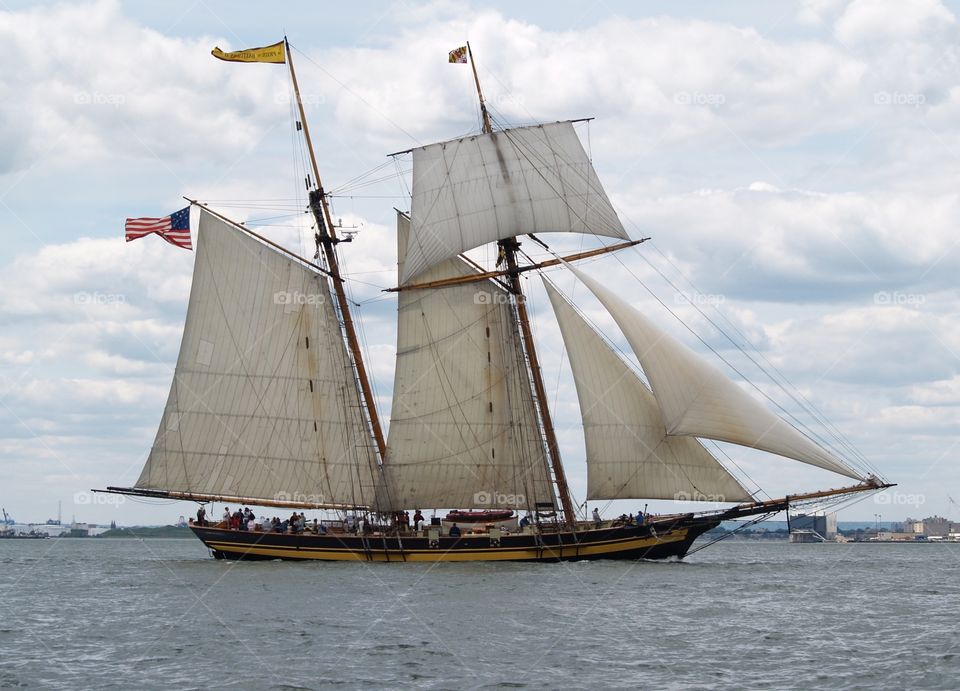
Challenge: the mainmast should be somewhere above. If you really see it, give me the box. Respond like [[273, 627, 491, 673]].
[[465, 43, 577, 526], [285, 38, 387, 464]]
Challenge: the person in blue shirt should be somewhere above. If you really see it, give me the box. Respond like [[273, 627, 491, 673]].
[[448, 523, 461, 537], [636, 510, 645, 527]]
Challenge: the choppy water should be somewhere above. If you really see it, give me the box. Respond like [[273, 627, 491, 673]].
[[1, 537, 958, 689]]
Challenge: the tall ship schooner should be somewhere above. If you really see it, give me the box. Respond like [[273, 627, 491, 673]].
[[99, 40, 892, 562]]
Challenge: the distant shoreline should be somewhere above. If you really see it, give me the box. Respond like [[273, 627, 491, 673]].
[[93, 526, 192, 538]]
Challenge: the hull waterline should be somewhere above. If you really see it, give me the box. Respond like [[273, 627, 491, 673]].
[[189, 515, 719, 563]]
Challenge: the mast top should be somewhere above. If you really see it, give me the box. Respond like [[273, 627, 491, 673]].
[[467, 42, 493, 135]]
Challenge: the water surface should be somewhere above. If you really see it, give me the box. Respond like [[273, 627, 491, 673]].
[[1, 537, 957, 689]]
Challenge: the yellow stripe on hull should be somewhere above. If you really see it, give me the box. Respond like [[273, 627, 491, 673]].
[[201, 529, 690, 562]]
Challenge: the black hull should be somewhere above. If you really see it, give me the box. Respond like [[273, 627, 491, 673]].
[[190, 515, 720, 563]]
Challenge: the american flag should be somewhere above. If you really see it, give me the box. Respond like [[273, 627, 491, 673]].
[[125, 207, 192, 250]]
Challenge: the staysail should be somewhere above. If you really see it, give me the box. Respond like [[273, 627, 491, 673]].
[[380, 212, 556, 511], [545, 280, 751, 502], [135, 209, 379, 507], [567, 264, 864, 481], [401, 121, 629, 284]]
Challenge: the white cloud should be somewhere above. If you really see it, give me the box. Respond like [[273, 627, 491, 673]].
[[797, 0, 848, 27], [0, 0, 286, 174], [3, 0, 960, 522], [907, 374, 960, 405], [834, 0, 955, 46]]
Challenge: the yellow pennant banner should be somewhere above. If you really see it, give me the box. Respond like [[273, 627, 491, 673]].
[[211, 40, 285, 64]]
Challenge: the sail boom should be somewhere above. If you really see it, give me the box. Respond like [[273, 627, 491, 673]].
[[98, 487, 367, 511], [386, 240, 645, 293]]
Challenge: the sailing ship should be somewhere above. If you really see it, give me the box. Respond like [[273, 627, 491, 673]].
[[98, 41, 892, 561]]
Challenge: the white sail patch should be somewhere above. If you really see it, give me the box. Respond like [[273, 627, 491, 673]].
[[545, 280, 751, 502], [567, 264, 864, 481], [380, 212, 556, 511], [196, 339, 214, 366], [402, 121, 629, 284], [135, 209, 378, 507]]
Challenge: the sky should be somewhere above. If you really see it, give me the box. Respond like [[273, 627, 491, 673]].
[[1, 0, 959, 526]]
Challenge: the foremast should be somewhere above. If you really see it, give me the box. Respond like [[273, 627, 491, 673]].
[[285, 39, 387, 467], [466, 43, 577, 526]]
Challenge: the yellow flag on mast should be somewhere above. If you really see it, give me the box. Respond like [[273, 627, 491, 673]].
[[448, 46, 468, 64], [211, 40, 286, 64]]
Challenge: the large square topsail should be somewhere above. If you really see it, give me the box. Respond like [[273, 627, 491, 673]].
[[402, 121, 629, 284]]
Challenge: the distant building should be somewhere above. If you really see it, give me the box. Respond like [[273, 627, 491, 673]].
[[876, 531, 921, 542], [790, 512, 837, 539], [905, 519, 925, 534], [904, 516, 959, 538]]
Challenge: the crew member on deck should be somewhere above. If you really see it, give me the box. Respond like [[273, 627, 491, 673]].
[[413, 510, 424, 531], [592, 508, 602, 528], [196, 506, 206, 526], [449, 523, 461, 538], [636, 510, 644, 527]]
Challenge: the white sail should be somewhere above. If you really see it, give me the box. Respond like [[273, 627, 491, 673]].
[[545, 280, 751, 502], [567, 264, 863, 481], [136, 209, 378, 507], [381, 212, 556, 511], [401, 121, 629, 284]]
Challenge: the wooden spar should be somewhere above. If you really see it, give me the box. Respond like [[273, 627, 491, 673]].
[[386, 119, 594, 157], [285, 38, 387, 462], [714, 480, 896, 521], [463, 45, 577, 526], [96, 487, 367, 511], [386, 239, 646, 292], [182, 198, 337, 279], [466, 42, 493, 135]]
